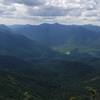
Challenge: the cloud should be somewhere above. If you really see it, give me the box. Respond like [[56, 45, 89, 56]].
[[0, 0, 99, 24], [3, 0, 46, 6]]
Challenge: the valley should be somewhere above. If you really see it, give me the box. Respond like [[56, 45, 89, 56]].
[[0, 24, 100, 100]]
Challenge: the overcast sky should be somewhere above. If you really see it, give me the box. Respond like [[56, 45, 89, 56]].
[[0, 0, 99, 25]]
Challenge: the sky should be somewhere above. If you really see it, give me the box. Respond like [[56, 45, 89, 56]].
[[0, 0, 99, 25]]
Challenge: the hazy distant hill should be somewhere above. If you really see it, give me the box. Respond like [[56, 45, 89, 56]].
[[0, 25, 64, 61], [9, 23, 100, 56]]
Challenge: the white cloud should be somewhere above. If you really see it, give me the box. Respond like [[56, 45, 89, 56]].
[[0, 0, 99, 24]]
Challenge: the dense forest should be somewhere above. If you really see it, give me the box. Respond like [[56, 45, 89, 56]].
[[0, 24, 100, 100]]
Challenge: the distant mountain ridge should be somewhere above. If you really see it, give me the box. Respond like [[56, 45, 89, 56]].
[[8, 23, 100, 56], [9, 24, 100, 46], [0, 25, 65, 62], [0, 23, 100, 57]]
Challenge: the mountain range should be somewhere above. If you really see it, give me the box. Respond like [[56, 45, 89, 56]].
[[0, 24, 66, 62], [9, 23, 100, 57], [0, 23, 100, 99]]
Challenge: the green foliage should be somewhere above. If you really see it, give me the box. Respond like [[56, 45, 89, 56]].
[[0, 55, 100, 100]]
